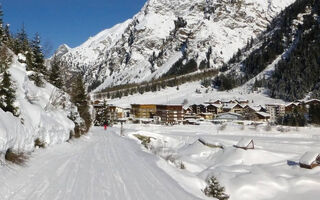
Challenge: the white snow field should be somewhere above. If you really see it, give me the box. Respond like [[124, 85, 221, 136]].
[[0, 127, 200, 200], [122, 122, 320, 200], [1, 123, 320, 200]]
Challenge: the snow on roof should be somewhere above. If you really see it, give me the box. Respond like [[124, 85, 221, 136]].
[[223, 103, 237, 109], [217, 112, 243, 117], [206, 103, 223, 108], [236, 138, 253, 148], [199, 113, 213, 115], [305, 99, 320, 104], [256, 112, 270, 118], [299, 152, 320, 165]]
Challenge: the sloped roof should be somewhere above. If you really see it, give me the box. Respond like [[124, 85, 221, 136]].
[[299, 151, 320, 165], [223, 103, 237, 109], [256, 112, 270, 118], [236, 138, 253, 148]]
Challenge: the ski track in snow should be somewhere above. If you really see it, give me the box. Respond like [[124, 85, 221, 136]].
[[0, 127, 199, 200]]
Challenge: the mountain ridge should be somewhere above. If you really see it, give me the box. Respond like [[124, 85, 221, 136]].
[[53, 0, 295, 93]]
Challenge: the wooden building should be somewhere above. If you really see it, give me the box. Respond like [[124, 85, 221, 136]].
[[305, 99, 320, 107], [215, 112, 243, 121], [299, 152, 320, 169], [156, 105, 184, 124], [191, 104, 206, 114], [255, 112, 271, 122], [131, 104, 157, 119], [198, 113, 214, 120], [206, 104, 223, 115]]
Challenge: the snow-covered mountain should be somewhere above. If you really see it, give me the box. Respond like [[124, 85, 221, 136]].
[[55, 0, 295, 92]]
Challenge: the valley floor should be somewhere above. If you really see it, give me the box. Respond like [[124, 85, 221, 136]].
[[1, 123, 320, 200], [0, 127, 198, 200]]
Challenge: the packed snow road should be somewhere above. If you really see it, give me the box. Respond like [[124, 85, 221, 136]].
[[0, 127, 199, 200]]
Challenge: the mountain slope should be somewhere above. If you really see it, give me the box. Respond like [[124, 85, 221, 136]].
[[55, 0, 295, 92], [213, 0, 320, 101]]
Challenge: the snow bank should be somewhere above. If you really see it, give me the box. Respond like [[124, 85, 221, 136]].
[[124, 123, 320, 200], [0, 54, 76, 161]]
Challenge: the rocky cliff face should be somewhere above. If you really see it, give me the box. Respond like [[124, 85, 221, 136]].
[[54, 0, 295, 92]]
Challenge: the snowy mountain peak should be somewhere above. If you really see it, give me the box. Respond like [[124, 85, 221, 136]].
[[54, 0, 295, 92], [54, 44, 71, 59]]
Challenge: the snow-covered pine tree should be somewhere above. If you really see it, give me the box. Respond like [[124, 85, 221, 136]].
[[3, 24, 11, 45], [30, 33, 47, 76], [71, 74, 92, 134], [14, 24, 29, 55], [94, 99, 108, 126], [27, 33, 46, 87], [0, 46, 18, 116], [49, 56, 63, 89], [203, 176, 229, 200]]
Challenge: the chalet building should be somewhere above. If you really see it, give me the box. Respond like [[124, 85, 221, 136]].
[[265, 104, 285, 122], [212, 100, 222, 104], [242, 105, 256, 114], [92, 100, 105, 109], [131, 104, 157, 119], [183, 106, 192, 114], [255, 112, 271, 122], [285, 102, 306, 114], [305, 99, 320, 108], [198, 113, 214, 120], [235, 99, 249, 105], [223, 103, 244, 113], [206, 104, 223, 115], [215, 112, 243, 121], [191, 104, 206, 114], [156, 105, 184, 124]]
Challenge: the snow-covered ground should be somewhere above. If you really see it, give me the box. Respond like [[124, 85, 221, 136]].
[[122, 122, 320, 200], [0, 127, 199, 200], [107, 80, 286, 108], [1, 123, 319, 200]]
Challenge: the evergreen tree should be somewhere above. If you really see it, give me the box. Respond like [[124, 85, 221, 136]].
[[71, 74, 92, 133], [0, 4, 4, 42], [3, 24, 11, 45], [30, 33, 47, 75], [30, 72, 44, 87], [203, 176, 229, 200], [49, 56, 63, 89], [94, 100, 108, 126], [15, 24, 29, 54], [0, 71, 18, 116], [0, 46, 11, 73], [309, 104, 320, 124], [0, 47, 18, 116]]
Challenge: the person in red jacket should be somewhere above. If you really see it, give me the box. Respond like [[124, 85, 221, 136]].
[[104, 122, 108, 130]]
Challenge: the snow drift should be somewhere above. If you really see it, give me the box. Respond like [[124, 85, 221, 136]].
[[0, 53, 80, 162]]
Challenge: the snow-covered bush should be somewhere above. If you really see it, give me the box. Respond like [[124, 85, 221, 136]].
[[203, 176, 229, 200]]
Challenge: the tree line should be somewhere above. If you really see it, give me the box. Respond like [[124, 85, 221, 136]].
[[0, 5, 91, 136]]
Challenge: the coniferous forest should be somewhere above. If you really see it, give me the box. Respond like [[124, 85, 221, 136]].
[[213, 0, 320, 102]]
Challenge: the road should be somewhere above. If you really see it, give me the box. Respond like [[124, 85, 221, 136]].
[[0, 127, 199, 200]]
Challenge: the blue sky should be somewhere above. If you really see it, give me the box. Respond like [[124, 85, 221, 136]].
[[1, 0, 146, 56]]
